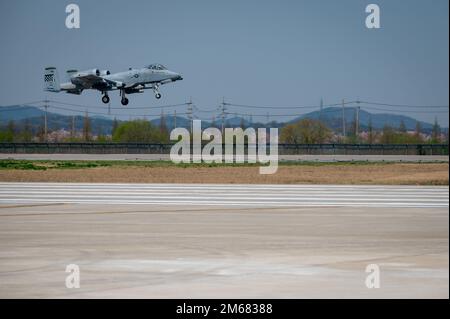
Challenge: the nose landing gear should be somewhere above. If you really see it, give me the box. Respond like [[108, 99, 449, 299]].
[[153, 84, 162, 99]]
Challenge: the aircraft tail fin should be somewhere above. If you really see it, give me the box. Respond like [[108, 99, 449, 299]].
[[44, 67, 60, 92]]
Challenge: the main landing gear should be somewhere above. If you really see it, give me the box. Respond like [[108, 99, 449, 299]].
[[119, 90, 129, 106], [101, 94, 110, 104], [121, 97, 129, 106], [100, 86, 162, 105]]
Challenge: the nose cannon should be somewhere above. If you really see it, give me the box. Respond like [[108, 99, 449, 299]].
[[172, 74, 183, 81]]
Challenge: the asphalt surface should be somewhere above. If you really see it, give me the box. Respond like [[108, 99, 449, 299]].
[[0, 153, 448, 162], [0, 183, 448, 298]]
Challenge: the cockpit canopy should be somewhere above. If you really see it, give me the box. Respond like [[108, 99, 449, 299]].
[[146, 64, 166, 70]]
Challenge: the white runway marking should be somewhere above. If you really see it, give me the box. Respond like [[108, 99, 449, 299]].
[[0, 183, 448, 207]]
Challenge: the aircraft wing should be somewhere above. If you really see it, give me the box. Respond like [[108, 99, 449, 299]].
[[66, 89, 83, 95], [103, 78, 125, 88], [72, 74, 124, 89], [73, 74, 104, 88]]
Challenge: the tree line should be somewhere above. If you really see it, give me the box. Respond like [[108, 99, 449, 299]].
[[0, 115, 447, 144], [280, 118, 445, 144]]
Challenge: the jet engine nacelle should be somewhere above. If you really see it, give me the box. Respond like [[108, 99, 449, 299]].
[[124, 87, 144, 94], [73, 69, 101, 77], [114, 81, 125, 88], [100, 70, 111, 76]]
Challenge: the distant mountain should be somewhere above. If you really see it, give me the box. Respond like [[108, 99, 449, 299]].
[[0, 105, 446, 135], [291, 107, 439, 133], [0, 105, 45, 121], [150, 116, 193, 130], [0, 105, 114, 135], [150, 116, 282, 130]]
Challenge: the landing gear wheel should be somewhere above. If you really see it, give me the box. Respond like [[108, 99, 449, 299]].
[[121, 97, 129, 106], [102, 95, 110, 104], [155, 93, 162, 99]]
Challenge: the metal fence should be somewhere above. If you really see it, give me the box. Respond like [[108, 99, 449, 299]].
[[0, 143, 448, 155]]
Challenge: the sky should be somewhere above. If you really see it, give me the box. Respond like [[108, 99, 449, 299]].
[[0, 0, 448, 126]]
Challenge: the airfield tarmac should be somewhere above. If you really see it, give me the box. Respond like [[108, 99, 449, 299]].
[[0, 183, 448, 298]]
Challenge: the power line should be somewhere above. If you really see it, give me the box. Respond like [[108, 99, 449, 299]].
[[223, 101, 347, 109], [193, 105, 217, 113], [1, 98, 448, 125], [0, 100, 190, 114], [41, 104, 188, 118], [48, 99, 188, 110], [3, 98, 448, 112], [361, 105, 449, 114], [21, 100, 47, 105], [0, 100, 48, 106], [0, 106, 39, 112], [359, 100, 449, 108], [223, 104, 449, 118], [3, 102, 446, 119]]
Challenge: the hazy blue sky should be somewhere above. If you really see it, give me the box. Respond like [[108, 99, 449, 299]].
[[0, 0, 448, 125]]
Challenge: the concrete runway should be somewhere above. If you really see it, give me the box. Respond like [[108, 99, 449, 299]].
[[0, 183, 448, 207], [1, 153, 448, 162], [0, 183, 448, 298]]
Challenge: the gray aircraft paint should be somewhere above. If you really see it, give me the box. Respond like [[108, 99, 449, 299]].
[[44, 64, 182, 105]]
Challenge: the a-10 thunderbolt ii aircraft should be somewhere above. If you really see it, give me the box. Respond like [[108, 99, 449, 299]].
[[44, 64, 183, 105]]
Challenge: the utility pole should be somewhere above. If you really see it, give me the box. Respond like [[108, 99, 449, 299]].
[[355, 105, 360, 139], [44, 99, 48, 142], [187, 97, 193, 133], [342, 99, 346, 139], [71, 115, 75, 138], [160, 107, 166, 134], [220, 97, 227, 136], [174, 110, 177, 129], [83, 110, 90, 141], [320, 98, 323, 122]]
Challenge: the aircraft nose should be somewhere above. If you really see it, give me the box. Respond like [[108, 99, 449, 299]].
[[173, 73, 183, 81]]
